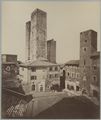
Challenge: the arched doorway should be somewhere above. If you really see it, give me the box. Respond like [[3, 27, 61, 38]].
[[32, 83, 35, 91], [76, 86, 80, 91]]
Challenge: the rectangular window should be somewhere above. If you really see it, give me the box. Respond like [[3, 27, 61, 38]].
[[67, 72, 70, 76], [55, 74, 58, 78], [73, 73, 75, 78], [84, 60, 86, 66], [31, 76, 37, 80], [55, 67, 58, 71], [49, 67, 52, 71], [93, 66, 97, 70], [76, 73, 79, 78], [72, 73, 74, 78], [93, 76, 97, 82], [76, 73, 77, 78], [67, 84, 69, 89], [32, 84, 35, 91], [31, 68, 36, 72]]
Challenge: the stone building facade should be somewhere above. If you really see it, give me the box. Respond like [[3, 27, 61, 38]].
[[47, 39, 56, 63], [61, 29, 100, 99], [20, 60, 60, 93], [90, 52, 100, 99], [20, 8, 60, 93], [60, 60, 80, 92], [64, 60, 80, 91]]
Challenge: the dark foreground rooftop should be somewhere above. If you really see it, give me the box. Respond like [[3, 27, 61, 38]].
[[34, 96, 100, 119]]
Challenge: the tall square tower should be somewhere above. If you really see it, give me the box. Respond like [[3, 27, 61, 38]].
[[47, 39, 56, 63], [80, 30, 97, 67], [26, 21, 31, 61], [79, 29, 97, 92], [30, 9, 47, 61]]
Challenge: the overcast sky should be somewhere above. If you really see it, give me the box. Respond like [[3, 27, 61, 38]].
[[2, 1, 100, 63]]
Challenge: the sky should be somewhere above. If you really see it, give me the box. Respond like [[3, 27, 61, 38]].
[[1, 1, 100, 63]]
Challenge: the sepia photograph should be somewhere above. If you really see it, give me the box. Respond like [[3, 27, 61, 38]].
[[1, 0, 100, 119]]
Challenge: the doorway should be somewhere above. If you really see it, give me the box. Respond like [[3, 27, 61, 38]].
[[32, 83, 35, 91], [40, 85, 43, 92]]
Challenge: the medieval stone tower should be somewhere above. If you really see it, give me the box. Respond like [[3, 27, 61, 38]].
[[26, 21, 31, 60], [79, 29, 97, 92], [26, 8, 47, 61], [47, 39, 56, 63]]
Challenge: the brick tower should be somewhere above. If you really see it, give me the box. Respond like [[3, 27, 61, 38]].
[[79, 30, 97, 92], [30, 9, 47, 61]]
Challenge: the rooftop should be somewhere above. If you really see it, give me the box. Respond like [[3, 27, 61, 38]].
[[31, 8, 47, 17], [65, 60, 79, 66], [80, 29, 97, 34], [47, 39, 55, 42], [90, 51, 100, 58], [20, 59, 59, 67]]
